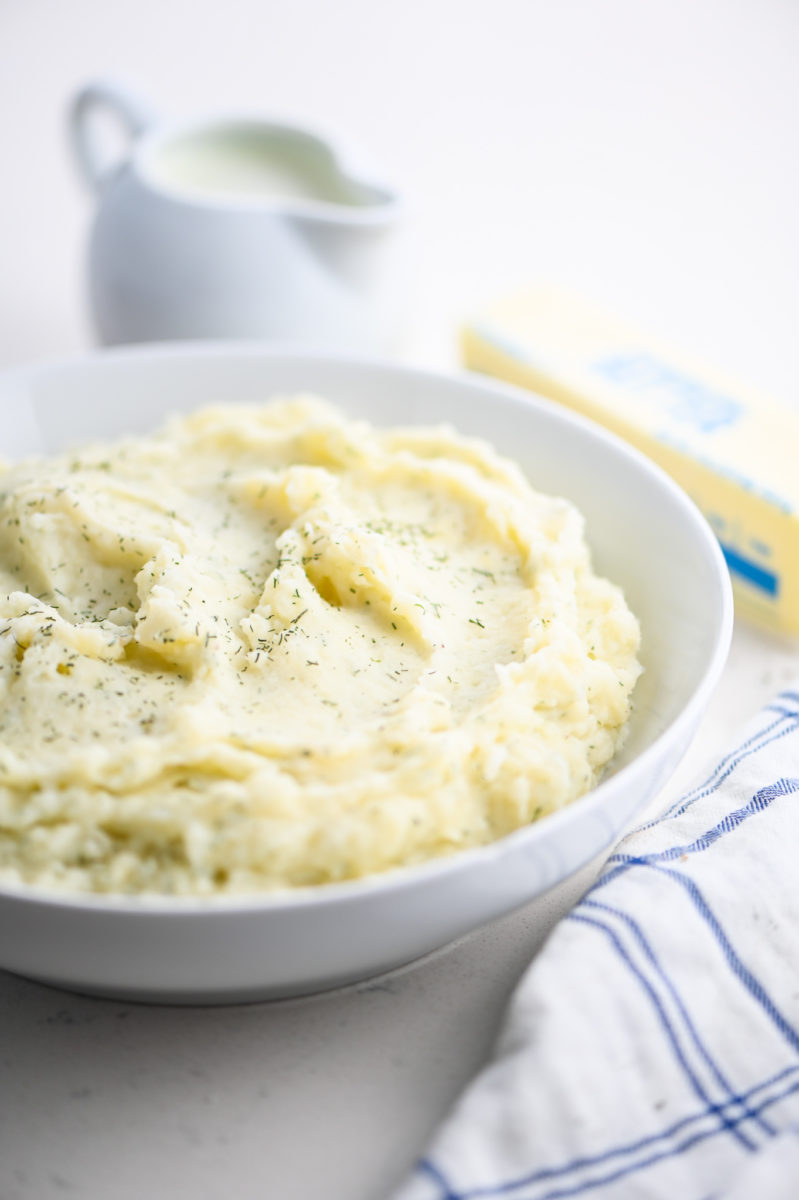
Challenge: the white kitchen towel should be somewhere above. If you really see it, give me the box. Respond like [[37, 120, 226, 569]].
[[393, 685, 799, 1200]]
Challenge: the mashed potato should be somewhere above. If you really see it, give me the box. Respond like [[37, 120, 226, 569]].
[[0, 398, 640, 895]]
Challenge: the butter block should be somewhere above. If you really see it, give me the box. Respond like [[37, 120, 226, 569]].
[[462, 287, 799, 636]]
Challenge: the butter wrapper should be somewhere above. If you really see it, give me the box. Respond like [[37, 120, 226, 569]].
[[462, 288, 798, 636]]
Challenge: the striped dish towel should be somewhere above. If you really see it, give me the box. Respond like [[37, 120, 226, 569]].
[[392, 687, 799, 1200]]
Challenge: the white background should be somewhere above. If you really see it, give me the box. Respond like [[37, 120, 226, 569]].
[[3, 0, 799, 392], [1, 2, 799, 1198]]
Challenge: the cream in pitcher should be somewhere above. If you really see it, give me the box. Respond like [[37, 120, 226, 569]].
[[69, 80, 409, 350]]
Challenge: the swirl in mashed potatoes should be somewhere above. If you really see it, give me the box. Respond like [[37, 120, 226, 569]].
[[0, 398, 641, 894]]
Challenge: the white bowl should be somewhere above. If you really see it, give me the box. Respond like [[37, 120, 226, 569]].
[[0, 345, 732, 1003]]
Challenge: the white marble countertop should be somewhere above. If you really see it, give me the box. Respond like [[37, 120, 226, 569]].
[[1, 2, 798, 1197]]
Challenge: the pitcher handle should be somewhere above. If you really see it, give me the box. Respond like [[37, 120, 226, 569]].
[[69, 80, 156, 192]]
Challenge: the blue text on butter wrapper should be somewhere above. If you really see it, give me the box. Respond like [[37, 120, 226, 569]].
[[593, 353, 744, 435]]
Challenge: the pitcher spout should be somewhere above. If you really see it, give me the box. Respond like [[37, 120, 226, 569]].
[[142, 117, 403, 225]]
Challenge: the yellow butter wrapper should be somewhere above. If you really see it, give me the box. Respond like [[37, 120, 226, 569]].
[[462, 287, 799, 636]]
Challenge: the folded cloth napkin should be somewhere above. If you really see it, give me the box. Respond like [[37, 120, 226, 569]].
[[392, 686, 799, 1200]]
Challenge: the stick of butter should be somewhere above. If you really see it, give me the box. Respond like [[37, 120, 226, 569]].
[[462, 287, 798, 637]]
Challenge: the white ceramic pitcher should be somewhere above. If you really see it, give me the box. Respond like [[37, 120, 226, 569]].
[[69, 80, 409, 351]]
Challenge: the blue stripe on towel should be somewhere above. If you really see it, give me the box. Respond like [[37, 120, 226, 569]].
[[601, 774, 799, 890], [569, 912, 756, 1150], [593, 780, 799, 1052], [616, 777, 799, 866], [527, 1077, 799, 1200], [629, 709, 799, 835], [416, 1068, 799, 1200], [418, 1158, 461, 1199], [646, 862, 799, 1055], [582, 898, 776, 1139], [648, 717, 799, 829]]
